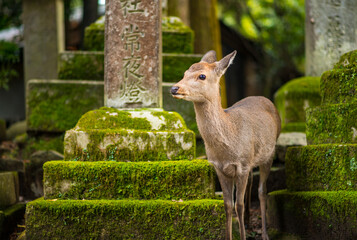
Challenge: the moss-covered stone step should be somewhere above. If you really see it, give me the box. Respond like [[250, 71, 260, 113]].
[[320, 68, 357, 105], [306, 102, 357, 144], [0, 172, 19, 209], [285, 145, 357, 191], [64, 107, 195, 161], [43, 160, 215, 200], [58, 51, 201, 82], [84, 16, 194, 53], [27, 79, 104, 132], [274, 76, 321, 132], [26, 198, 225, 240], [267, 190, 357, 240], [333, 49, 357, 71]]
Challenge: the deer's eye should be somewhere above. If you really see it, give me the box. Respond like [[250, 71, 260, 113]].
[[198, 74, 206, 80]]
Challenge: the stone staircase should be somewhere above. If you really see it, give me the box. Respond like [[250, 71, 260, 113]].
[[267, 50, 357, 239], [25, 107, 225, 239]]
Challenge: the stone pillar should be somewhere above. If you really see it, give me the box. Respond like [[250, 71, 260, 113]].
[[22, 0, 65, 83], [305, 0, 357, 76], [105, 0, 162, 108]]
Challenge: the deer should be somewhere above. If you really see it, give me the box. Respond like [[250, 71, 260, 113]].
[[170, 50, 281, 240]]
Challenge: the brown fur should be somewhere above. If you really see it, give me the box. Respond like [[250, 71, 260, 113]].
[[171, 50, 281, 240]]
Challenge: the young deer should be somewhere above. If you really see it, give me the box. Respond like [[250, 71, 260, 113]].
[[171, 50, 281, 240]]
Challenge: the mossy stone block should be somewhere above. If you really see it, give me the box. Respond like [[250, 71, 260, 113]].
[[285, 145, 357, 191], [320, 68, 357, 105], [334, 49, 357, 70], [83, 16, 104, 51], [26, 198, 225, 240], [163, 53, 202, 82], [162, 16, 194, 54], [58, 51, 104, 80], [83, 16, 194, 53], [43, 160, 215, 200], [306, 102, 357, 144], [64, 107, 195, 161], [268, 190, 357, 240], [274, 77, 321, 132], [27, 80, 104, 132], [0, 203, 26, 239], [0, 172, 18, 209]]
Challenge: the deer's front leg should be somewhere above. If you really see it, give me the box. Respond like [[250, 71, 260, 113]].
[[215, 167, 234, 240], [235, 172, 250, 240]]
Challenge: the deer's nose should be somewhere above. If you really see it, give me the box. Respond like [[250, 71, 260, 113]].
[[171, 86, 180, 95]]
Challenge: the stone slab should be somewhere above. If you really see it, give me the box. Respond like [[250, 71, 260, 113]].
[[305, 0, 357, 76], [268, 190, 357, 240], [64, 107, 195, 161], [306, 102, 357, 144], [105, 0, 162, 108], [27, 79, 104, 132], [0, 172, 18, 209], [286, 145, 357, 191], [26, 198, 225, 240], [43, 160, 215, 200]]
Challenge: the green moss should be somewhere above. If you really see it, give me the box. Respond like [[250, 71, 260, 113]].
[[274, 77, 321, 130], [320, 68, 357, 105], [83, 16, 105, 51], [306, 102, 357, 144], [281, 122, 306, 133], [74, 107, 187, 131], [333, 49, 357, 70], [26, 198, 225, 239], [285, 145, 357, 191], [27, 80, 104, 132], [43, 160, 215, 200], [268, 190, 357, 239], [163, 54, 202, 82], [162, 17, 194, 54], [58, 51, 104, 80]]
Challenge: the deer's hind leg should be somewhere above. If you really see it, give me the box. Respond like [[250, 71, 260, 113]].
[[258, 157, 273, 240]]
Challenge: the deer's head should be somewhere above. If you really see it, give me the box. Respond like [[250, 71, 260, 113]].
[[171, 50, 236, 103]]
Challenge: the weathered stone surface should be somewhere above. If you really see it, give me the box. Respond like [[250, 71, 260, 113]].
[[27, 79, 104, 132], [43, 160, 215, 200], [64, 107, 195, 161], [23, 0, 64, 83], [268, 190, 357, 240], [6, 121, 26, 140], [0, 159, 23, 172], [26, 198, 225, 240], [274, 77, 320, 132], [0, 172, 18, 209], [275, 132, 307, 162], [105, 0, 162, 108], [305, 0, 357, 76]]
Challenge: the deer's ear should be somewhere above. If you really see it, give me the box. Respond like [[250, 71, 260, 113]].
[[215, 50, 236, 77], [200, 50, 217, 63]]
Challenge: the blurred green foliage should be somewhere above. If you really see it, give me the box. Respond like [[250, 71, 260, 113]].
[[0, 0, 22, 30], [219, 0, 305, 96], [0, 41, 20, 90]]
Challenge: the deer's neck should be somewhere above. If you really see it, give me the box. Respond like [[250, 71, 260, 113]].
[[193, 99, 230, 145]]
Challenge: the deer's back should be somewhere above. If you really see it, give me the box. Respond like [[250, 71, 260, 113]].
[[226, 96, 281, 140]]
